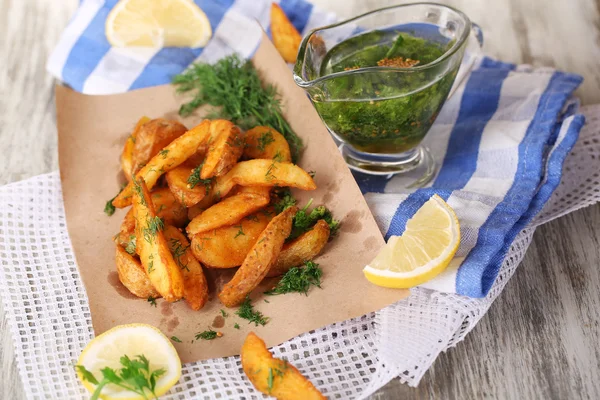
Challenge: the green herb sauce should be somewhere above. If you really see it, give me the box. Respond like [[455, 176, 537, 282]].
[[314, 31, 459, 154]]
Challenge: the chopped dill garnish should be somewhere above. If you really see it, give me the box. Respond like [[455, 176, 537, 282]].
[[143, 216, 164, 243], [265, 161, 278, 182], [169, 238, 189, 271], [171, 336, 182, 343], [132, 178, 147, 207], [159, 149, 169, 158], [265, 261, 323, 296], [257, 131, 275, 151], [195, 329, 218, 340], [234, 323, 240, 330], [236, 296, 269, 326], [172, 55, 303, 162], [187, 166, 213, 194], [245, 214, 259, 222], [272, 150, 284, 162], [147, 296, 157, 307], [234, 224, 245, 238], [220, 309, 228, 318], [125, 235, 137, 255]]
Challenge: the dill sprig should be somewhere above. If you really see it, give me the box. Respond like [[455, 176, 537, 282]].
[[168, 238, 189, 271], [265, 261, 323, 296], [257, 131, 275, 152], [143, 216, 164, 244], [236, 296, 269, 326], [187, 166, 213, 193], [195, 329, 218, 340], [76, 355, 165, 400], [290, 201, 340, 240], [172, 55, 303, 162], [147, 296, 157, 307]]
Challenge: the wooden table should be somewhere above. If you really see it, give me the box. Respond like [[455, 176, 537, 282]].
[[2, 0, 599, 398]]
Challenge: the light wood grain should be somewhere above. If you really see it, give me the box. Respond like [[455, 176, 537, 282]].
[[1, 0, 600, 399]]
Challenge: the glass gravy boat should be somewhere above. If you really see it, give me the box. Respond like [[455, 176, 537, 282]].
[[294, 3, 481, 185]]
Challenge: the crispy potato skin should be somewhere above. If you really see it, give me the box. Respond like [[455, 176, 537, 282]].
[[113, 119, 212, 208], [243, 126, 292, 162], [165, 164, 208, 207], [121, 116, 151, 181], [163, 225, 209, 311], [186, 192, 270, 236], [241, 332, 325, 400], [201, 120, 244, 179], [267, 220, 330, 277], [131, 118, 187, 175], [190, 210, 273, 268], [115, 245, 161, 299], [218, 206, 296, 307], [133, 179, 184, 302], [270, 3, 302, 64]]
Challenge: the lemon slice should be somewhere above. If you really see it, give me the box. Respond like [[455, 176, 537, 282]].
[[364, 194, 460, 288], [106, 0, 212, 48], [76, 324, 181, 399]]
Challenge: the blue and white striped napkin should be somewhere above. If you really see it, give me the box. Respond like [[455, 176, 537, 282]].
[[47, 0, 584, 298]]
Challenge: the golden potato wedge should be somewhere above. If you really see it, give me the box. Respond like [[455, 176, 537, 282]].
[[163, 225, 209, 311], [218, 206, 296, 307], [201, 120, 244, 179], [241, 332, 325, 400], [113, 119, 212, 208], [165, 164, 209, 207], [243, 126, 291, 162], [131, 118, 188, 175], [267, 220, 330, 277], [195, 160, 316, 209], [115, 245, 160, 299], [190, 209, 273, 268], [187, 203, 204, 220], [132, 178, 184, 302], [151, 187, 188, 227], [121, 116, 151, 181], [186, 192, 270, 236], [271, 3, 302, 64]]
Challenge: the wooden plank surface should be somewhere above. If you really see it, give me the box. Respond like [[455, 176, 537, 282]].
[[1, 0, 599, 399]]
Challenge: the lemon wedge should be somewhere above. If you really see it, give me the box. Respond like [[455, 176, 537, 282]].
[[76, 324, 181, 400], [364, 194, 460, 288], [106, 0, 212, 48]]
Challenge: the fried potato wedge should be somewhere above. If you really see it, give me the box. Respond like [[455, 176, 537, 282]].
[[190, 210, 273, 268], [218, 206, 296, 307], [165, 164, 209, 207], [115, 245, 160, 299], [271, 3, 302, 64], [267, 219, 330, 277], [163, 225, 209, 311], [186, 192, 270, 236], [241, 332, 325, 400], [113, 120, 212, 208], [121, 116, 151, 181], [133, 179, 184, 302], [131, 118, 188, 175], [243, 126, 292, 162], [201, 120, 244, 179]]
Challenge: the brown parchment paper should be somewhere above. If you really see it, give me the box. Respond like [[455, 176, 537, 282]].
[[56, 34, 409, 363]]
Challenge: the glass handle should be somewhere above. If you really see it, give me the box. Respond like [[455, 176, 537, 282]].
[[447, 23, 484, 99]]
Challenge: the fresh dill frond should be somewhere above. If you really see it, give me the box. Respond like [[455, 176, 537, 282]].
[[168, 238, 189, 271], [257, 131, 275, 152], [234, 224, 245, 238], [187, 166, 213, 194], [235, 296, 269, 326], [265, 261, 323, 296], [195, 329, 218, 340], [172, 55, 303, 162], [143, 216, 164, 244], [170, 336, 182, 343]]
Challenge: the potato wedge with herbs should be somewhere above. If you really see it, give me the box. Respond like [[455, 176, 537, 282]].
[[115, 245, 160, 299], [186, 192, 270, 236], [267, 219, 330, 277], [163, 225, 209, 311], [201, 119, 244, 179], [241, 332, 325, 400], [190, 210, 273, 268], [271, 3, 302, 64], [243, 126, 292, 162], [113, 119, 212, 208], [133, 178, 184, 302], [218, 206, 296, 307], [165, 164, 210, 207], [121, 116, 151, 181], [131, 118, 188, 176]]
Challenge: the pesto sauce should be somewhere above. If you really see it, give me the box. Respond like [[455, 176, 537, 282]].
[[314, 31, 458, 154]]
